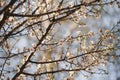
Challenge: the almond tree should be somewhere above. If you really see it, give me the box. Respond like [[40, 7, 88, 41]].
[[0, 0, 120, 80]]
